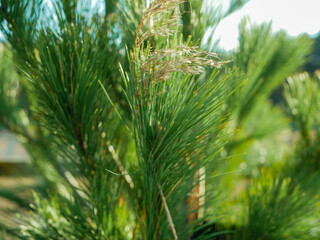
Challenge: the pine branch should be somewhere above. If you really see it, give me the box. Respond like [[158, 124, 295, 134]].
[[122, 1, 234, 238]]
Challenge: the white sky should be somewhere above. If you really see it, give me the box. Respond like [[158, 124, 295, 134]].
[[212, 0, 320, 50]]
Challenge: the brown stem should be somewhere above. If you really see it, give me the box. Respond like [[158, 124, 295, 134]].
[[158, 184, 178, 240]]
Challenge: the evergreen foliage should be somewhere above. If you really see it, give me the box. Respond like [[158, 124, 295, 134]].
[[0, 0, 319, 239], [238, 172, 319, 240]]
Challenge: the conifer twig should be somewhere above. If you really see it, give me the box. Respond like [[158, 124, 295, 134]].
[[158, 184, 178, 240]]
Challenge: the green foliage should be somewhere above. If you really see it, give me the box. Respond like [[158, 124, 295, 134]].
[[20, 188, 132, 239], [0, 0, 130, 238], [0, 0, 242, 239], [231, 19, 312, 124], [238, 171, 319, 240], [284, 71, 320, 167], [220, 18, 313, 179], [124, 55, 234, 238], [0, 46, 25, 130], [0, 0, 319, 239], [116, 1, 238, 238]]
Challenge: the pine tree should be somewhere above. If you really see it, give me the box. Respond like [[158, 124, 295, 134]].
[[0, 0, 319, 240]]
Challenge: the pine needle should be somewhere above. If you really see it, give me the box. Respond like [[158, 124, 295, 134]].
[[98, 80, 132, 135]]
